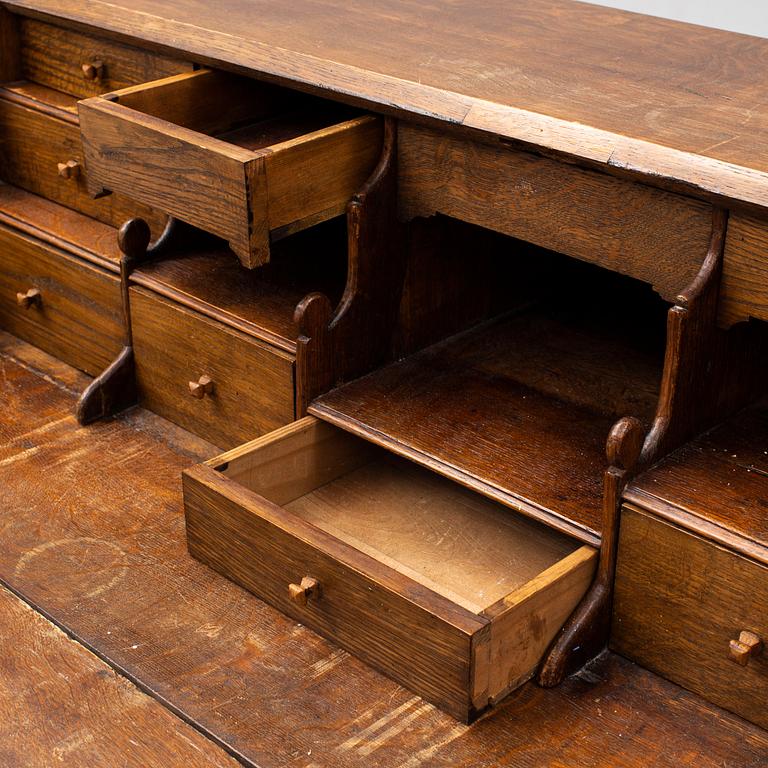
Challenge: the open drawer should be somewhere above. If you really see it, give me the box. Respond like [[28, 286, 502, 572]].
[[183, 416, 597, 721], [78, 70, 383, 268]]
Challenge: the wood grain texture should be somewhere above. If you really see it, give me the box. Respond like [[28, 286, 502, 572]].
[[0, 585, 238, 768], [0, 84, 166, 234], [79, 70, 381, 267], [0, 223, 121, 375], [399, 124, 713, 302], [1, 332, 767, 766], [612, 506, 768, 729], [720, 211, 768, 326], [131, 287, 295, 449], [9, 0, 768, 210], [0, 5, 20, 81], [19, 16, 193, 98]]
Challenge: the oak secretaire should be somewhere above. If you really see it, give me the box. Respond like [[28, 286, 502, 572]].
[[0, 0, 766, 746]]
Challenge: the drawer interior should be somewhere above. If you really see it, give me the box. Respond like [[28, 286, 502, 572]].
[[208, 418, 588, 615]]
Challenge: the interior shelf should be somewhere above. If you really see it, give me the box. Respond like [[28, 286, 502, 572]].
[[312, 264, 668, 545]]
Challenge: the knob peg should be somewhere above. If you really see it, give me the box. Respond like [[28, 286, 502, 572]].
[[288, 576, 321, 606], [188, 375, 214, 399], [729, 630, 763, 666], [58, 160, 81, 180], [16, 288, 41, 309], [81, 60, 105, 81]]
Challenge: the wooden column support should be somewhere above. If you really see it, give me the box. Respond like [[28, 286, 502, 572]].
[[294, 118, 406, 412]]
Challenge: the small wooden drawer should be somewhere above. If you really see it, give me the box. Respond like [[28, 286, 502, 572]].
[[0, 223, 122, 375], [18, 17, 193, 99], [612, 506, 768, 729], [183, 417, 597, 720], [131, 287, 296, 449], [79, 70, 383, 268], [0, 83, 166, 233]]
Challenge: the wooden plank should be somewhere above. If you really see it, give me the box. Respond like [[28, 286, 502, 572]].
[[0, 585, 238, 767], [0, 224, 122, 376], [8, 0, 768, 208], [0, 332, 766, 765], [399, 124, 712, 302], [0, 5, 21, 81], [0, 86, 167, 235], [720, 210, 768, 327], [613, 506, 768, 729], [131, 287, 296, 449], [19, 16, 193, 98]]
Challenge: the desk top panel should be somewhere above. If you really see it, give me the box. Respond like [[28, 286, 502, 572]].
[[7, 0, 768, 209]]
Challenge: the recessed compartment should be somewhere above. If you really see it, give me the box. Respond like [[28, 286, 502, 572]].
[[78, 69, 383, 268], [183, 416, 597, 721]]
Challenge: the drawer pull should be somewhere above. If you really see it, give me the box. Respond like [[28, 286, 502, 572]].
[[188, 375, 214, 399], [16, 288, 41, 309], [57, 160, 82, 180], [729, 630, 763, 666], [81, 60, 105, 82], [288, 576, 321, 606]]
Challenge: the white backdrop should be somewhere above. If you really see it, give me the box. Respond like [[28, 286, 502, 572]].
[[590, 0, 768, 37]]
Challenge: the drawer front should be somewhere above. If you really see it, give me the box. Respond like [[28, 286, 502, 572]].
[[183, 459, 480, 720], [0, 93, 166, 233], [131, 288, 295, 449], [612, 505, 768, 728], [398, 124, 713, 302], [19, 18, 193, 99], [0, 224, 122, 375]]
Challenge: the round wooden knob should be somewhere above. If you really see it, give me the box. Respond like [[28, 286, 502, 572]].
[[57, 160, 81, 180], [729, 630, 763, 666], [188, 375, 214, 399], [16, 288, 41, 309], [288, 576, 321, 606], [81, 60, 105, 81]]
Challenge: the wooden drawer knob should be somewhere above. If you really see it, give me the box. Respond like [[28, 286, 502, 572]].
[[288, 576, 321, 606], [81, 60, 105, 81], [57, 160, 81, 180], [16, 288, 41, 309], [729, 630, 763, 666], [188, 375, 214, 399]]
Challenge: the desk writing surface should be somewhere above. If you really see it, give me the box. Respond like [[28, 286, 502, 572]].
[[6, 0, 768, 208]]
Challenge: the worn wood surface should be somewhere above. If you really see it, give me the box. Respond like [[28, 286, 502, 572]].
[[8, 0, 768, 210], [399, 124, 712, 302], [613, 506, 768, 729], [18, 16, 193, 98], [625, 398, 768, 566], [0, 585, 239, 768], [1, 331, 767, 765], [720, 211, 768, 327], [131, 286, 295, 449], [0, 83, 167, 234], [0, 222, 121, 375]]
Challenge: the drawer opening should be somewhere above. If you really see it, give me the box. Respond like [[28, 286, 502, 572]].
[[311, 253, 671, 545], [78, 69, 384, 268]]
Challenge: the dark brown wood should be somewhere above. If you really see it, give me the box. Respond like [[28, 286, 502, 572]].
[[0, 585, 239, 768], [18, 16, 193, 98], [9, 0, 768, 212], [76, 345, 136, 425], [0, 5, 20, 81], [613, 505, 768, 729], [0, 82, 168, 235], [398, 124, 713, 302], [1, 332, 767, 766]]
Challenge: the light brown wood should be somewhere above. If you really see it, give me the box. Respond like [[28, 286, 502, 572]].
[[720, 210, 768, 327], [612, 505, 768, 729], [188, 374, 214, 400], [399, 124, 713, 302], [18, 16, 193, 98], [79, 69, 382, 267], [729, 631, 763, 667], [0, 223, 122, 376], [184, 416, 595, 719], [131, 286, 295, 449]]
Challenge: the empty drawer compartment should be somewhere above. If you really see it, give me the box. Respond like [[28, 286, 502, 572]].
[[183, 416, 597, 720], [78, 70, 383, 268]]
